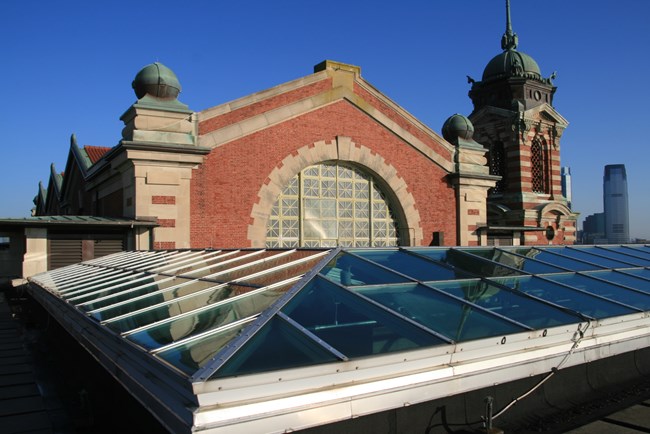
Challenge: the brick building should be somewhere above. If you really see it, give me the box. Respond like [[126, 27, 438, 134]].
[[30, 3, 577, 251]]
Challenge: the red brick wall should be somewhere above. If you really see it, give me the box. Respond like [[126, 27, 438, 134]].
[[191, 101, 457, 248]]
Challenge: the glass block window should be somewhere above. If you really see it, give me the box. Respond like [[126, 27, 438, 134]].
[[531, 139, 547, 194], [267, 162, 400, 247]]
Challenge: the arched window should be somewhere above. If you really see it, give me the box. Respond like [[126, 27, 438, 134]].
[[266, 162, 400, 247], [531, 139, 547, 194], [488, 141, 506, 194]]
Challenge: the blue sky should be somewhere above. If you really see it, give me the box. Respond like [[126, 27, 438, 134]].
[[2, 0, 649, 239]]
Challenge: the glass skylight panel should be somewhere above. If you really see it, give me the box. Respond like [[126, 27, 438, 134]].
[[205, 250, 314, 283], [149, 250, 226, 275], [125, 281, 296, 350], [406, 248, 449, 263], [156, 318, 256, 376], [174, 250, 264, 278], [545, 274, 650, 310], [579, 247, 650, 267], [319, 252, 410, 285], [585, 270, 650, 295], [493, 276, 635, 319], [92, 278, 222, 322], [351, 249, 461, 281], [611, 246, 650, 261], [236, 253, 327, 287], [472, 248, 567, 274], [282, 277, 444, 357], [550, 247, 636, 268], [74, 275, 174, 310], [354, 282, 526, 342], [514, 248, 602, 271], [619, 268, 650, 281], [212, 316, 340, 379], [441, 249, 526, 278], [429, 279, 582, 329]]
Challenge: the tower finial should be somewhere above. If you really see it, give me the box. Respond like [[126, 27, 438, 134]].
[[501, 0, 518, 51]]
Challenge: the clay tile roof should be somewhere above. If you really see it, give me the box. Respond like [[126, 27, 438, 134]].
[[84, 146, 112, 164]]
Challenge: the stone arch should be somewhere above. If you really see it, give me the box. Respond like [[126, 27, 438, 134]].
[[247, 136, 423, 247]]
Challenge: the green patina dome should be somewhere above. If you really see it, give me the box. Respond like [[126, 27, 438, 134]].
[[132, 62, 181, 100], [442, 114, 475, 142], [482, 49, 541, 81]]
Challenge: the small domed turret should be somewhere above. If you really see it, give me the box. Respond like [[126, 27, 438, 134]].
[[442, 114, 475, 142], [132, 62, 181, 100]]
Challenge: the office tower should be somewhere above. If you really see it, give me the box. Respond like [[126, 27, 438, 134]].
[[561, 167, 572, 209], [603, 164, 629, 244]]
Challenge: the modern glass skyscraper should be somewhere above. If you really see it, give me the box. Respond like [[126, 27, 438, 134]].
[[603, 164, 629, 244]]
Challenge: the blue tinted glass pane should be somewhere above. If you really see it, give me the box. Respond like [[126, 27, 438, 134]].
[[586, 270, 650, 294], [430, 280, 581, 329], [213, 316, 339, 378], [472, 249, 565, 274], [319, 252, 410, 286], [406, 248, 449, 262], [352, 249, 460, 281], [494, 276, 634, 319], [156, 320, 253, 376], [549, 247, 633, 268], [609, 246, 650, 261], [578, 247, 650, 267], [283, 277, 444, 357], [546, 274, 650, 310], [124, 283, 293, 350], [620, 269, 650, 280], [355, 282, 525, 342], [415, 248, 524, 278], [514, 248, 600, 271]]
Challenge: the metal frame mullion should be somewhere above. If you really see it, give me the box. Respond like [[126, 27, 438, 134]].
[[564, 246, 637, 268], [151, 316, 257, 355], [201, 249, 295, 280], [53, 266, 119, 289], [57, 269, 131, 294], [535, 274, 644, 313], [74, 274, 175, 307], [319, 273, 455, 344], [61, 272, 145, 298], [150, 250, 224, 274], [123, 276, 302, 337], [532, 246, 606, 270], [276, 311, 348, 361], [616, 268, 650, 283], [493, 247, 573, 273], [98, 281, 228, 323], [179, 250, 262, 278], [70, 274, 160, 305], [345, 251, 532, 332], [232, 250, 329, 284], [132, 251, 194, 271], [595, 246, 650, 265]]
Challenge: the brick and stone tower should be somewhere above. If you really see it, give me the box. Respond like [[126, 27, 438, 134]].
[[467, 0, 578, 245]]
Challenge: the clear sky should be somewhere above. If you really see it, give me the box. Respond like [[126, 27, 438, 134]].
[[2, 0, 649, 239]]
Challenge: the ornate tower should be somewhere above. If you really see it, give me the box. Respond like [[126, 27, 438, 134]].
[[468, 0, 578, 245]]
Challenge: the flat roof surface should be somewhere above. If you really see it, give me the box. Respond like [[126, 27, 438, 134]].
[[26, 245, 650, 432], [0, 216, 158, 228]]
